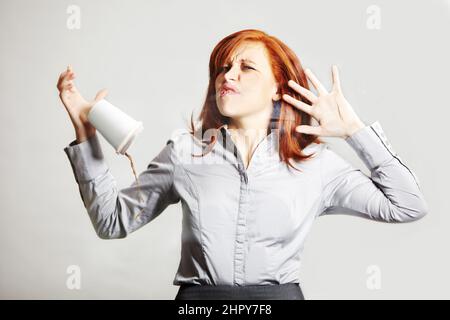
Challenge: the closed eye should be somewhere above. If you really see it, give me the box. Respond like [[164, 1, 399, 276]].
[[220, 64, 256, 72]]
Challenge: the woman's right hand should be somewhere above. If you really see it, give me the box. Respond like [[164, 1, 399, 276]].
[[57, 65, 108, 142]]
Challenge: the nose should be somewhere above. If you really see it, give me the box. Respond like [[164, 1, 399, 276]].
[[224, 64, 240, 82]]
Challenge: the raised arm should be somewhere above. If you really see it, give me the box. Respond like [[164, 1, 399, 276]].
[[64, 133, 180, 239], [282, 65, 428, 222], [318, 121, 428, 222]]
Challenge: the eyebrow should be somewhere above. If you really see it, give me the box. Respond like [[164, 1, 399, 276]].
[[229, 58, 257, 65]]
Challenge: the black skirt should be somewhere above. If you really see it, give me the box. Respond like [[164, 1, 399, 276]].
[[175, 282, 304, 300]]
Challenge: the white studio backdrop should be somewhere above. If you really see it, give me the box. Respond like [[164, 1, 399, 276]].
[[0, 0, 448, 299]]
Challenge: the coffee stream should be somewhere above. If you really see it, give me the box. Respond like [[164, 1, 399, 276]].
[[124, 152, 145, 221]]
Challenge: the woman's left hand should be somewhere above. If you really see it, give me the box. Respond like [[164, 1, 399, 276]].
[[282, 65, 365, 139]]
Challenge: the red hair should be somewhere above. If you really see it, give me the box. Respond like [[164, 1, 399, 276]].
[[189, 29, 323, 171]]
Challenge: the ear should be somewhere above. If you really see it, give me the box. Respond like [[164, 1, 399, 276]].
[[272, 83, 281, 101]]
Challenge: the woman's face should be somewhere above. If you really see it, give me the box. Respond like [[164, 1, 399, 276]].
[[215, 42, 280, 124]]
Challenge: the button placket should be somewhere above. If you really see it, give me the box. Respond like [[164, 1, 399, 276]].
[[233, 164, 249, 285], [220, 125, 275, 285]]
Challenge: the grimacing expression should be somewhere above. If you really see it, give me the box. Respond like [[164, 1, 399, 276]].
[[215, 42, 280, 121]]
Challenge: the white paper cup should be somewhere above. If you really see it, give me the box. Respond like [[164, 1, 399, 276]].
[[87, 99, 144, 155]]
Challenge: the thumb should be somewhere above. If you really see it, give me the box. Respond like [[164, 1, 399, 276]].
[[92, 88, 108, 105]]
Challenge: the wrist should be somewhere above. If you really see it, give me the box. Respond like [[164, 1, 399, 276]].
[[344, 119, 365, 139], [75, 125, 95, 144]]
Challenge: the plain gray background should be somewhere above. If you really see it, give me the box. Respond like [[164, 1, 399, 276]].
[[0, 0, 448, 299]]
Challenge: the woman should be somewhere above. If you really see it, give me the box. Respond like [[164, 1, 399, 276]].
[[57, 29, 428, 300]]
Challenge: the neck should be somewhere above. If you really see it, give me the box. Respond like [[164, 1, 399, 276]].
[[227, 106, 272, 154]]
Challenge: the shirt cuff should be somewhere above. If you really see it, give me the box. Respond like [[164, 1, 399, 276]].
[[344, 121, 396, 170], [63, 133, 109, 183]]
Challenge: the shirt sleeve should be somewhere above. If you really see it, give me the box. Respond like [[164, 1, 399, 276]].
[[318, 121, 429, 223], [63, 133, 180, 239]]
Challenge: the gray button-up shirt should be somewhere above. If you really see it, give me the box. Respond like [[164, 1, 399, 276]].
[[63, 121, 428, 286]]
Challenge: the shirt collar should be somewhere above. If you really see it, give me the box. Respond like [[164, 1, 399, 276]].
[[218, 124, 280, 156]]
